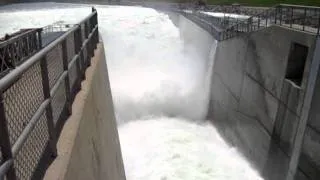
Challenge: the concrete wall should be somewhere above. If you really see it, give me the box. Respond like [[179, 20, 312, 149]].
[[44, 43, 126, 180], [207, 26, 319, 180], [299, 39, 320, 180], [180, 13, 320, 180]]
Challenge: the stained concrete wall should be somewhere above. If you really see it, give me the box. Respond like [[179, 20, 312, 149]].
[[298, 38, 320, 180], [208, 27, 319, 180], [180, 13, 320, 180], [44, 43, 126, 180]]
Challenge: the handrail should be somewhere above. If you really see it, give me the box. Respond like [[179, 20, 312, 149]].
[[181, 3, 320, 41], [0, 25, 78, 92], [218, 4, 320, 40], [0, 28, 42, 78], [0, 29, 41, 48], [0, 7, 99, 180]]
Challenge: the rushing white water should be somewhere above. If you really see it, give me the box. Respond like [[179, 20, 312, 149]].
[[97, 6, 212, 123], [0, 4, 263, 180], [201, 11, 251, 19]]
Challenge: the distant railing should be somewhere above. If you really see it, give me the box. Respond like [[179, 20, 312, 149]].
[[0, 7, 99, 180], [41, 23, 73, 36], [0, 29, 42, 78], [180, 4, 320, 41], [220, 4, 320, 40]]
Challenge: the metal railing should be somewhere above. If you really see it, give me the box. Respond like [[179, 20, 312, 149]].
[[41, 23, 74, 47], [42, 23, 72, 35], [180, 4, 320, 41], [0, 29, 42, 78], [220, 4, 320, 40], [0, 7, 99, 180]]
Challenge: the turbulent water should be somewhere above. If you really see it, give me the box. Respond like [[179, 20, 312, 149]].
[[0, 4, 263, 180]]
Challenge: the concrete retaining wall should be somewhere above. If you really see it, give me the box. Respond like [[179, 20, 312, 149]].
[[299, 38, 320, 180], [181, 13, 320, 180], [44, 43, 126, 180], [208, 26, 319, 180]]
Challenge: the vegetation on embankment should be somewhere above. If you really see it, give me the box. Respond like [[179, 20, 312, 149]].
[[205, 0, 320, 7], [143, 0, 320, 7], [1, 0, 320, 7]]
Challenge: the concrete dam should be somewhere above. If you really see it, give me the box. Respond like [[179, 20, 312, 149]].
[[0, 2, 320, 180]]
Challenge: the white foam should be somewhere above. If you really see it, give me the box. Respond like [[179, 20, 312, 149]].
[[201, 11, 251, 19], [97, 6, 211, 123], [119, 117, 263, 180]]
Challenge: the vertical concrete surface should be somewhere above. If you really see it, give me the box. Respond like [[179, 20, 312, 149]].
[[296, 38, 320, 180], [44, 42, 126, 180], [206, 25, 318, 180]]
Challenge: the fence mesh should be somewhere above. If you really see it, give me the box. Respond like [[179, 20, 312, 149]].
[[81, 23, 86, 43], [51, 81, 67, 125], [0, 10, 98, 180], [66, 33, 75, 63], [3, 62, 44, 146], [46, 44, 64, 89], [69, 59, 78, 90], [14, 112, 49, 180]]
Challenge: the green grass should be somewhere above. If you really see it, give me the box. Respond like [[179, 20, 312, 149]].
[[145, 0, 320, 7], [205, 0, 320, 7]]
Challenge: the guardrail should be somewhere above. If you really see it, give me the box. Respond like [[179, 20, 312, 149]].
[[181, 4, 320, 41], [220, 4, 320, 40], [41, 23, 73, 38], [0, 29, 42, 78], [0, 7, 99, 180]]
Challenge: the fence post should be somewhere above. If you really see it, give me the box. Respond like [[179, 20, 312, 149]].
[[39, 57, 57, 158], [0, 93, 17, 180], [275, 6, 278, 24], [74, 26, 84, 83], [84, 22, 90, 68], [37, 28, 42, 50], [61, 40, 72, 115], [290, 7, 294, 28], [303, 8, 307, 31], [279, 6, 282, 25], [266, 10, 268, 27], [94, 13, 99, 48], [247, 18, 252, 32], [84, 22, 89, 40]]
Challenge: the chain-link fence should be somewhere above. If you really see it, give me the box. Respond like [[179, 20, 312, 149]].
[[0, 29, 42, 78], [0, 7, 99, 180]]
